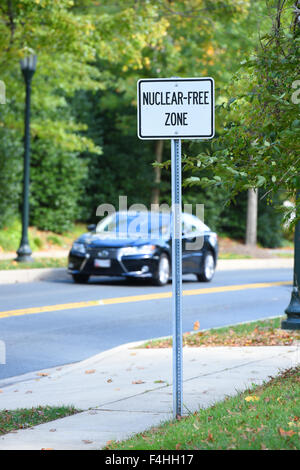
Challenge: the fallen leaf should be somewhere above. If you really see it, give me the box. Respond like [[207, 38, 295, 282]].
[[107, 379, 113, 383], [278, 427, 296, 437], [176, 443, 181, 450], [85, 369, 96, 375], [176, 415, 184, 420], [288, 421, 300, 428], [132, 380, 145, 384], [49, 429, 56, 433], [245, 395, 260, 402], [37, 373, 49, 377]]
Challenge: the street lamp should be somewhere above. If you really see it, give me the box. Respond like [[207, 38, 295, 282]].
[[16, 55, 37, 262], [282, 191, 300, 330]]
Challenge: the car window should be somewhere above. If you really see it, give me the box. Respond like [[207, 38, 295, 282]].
[[182, 214, 208, 234], [96, 212, 171, 238]]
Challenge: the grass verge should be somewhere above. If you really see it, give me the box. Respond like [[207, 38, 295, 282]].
[[0, 219, 85, 253], [105, 366, 300, 450], [0, 406, 79, 435], [218, 253, 252, 259], [0, 258, 67, 270], [140, 317, 300, 349]]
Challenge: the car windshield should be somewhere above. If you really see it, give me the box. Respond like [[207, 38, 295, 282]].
[[96, 212, 171, 239]]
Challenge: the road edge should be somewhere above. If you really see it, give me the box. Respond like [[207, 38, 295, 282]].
[[0, 258, 294, 284]]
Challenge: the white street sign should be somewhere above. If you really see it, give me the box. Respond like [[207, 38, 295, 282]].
[[136, 75, 215, 419], [137, 77, 214, 140]]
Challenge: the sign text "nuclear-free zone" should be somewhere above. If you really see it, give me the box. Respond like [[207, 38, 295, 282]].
[[137, 78, 214, 140]]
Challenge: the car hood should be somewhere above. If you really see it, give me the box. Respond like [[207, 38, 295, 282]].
[[76, 232, 167, 248]]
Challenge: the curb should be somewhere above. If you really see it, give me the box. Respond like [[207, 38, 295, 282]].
[[0, 258, 293, 284], [0, 268, 69, 285], [0, 339, 147, 389], [217, 258, 293, 270], [0, 314, 287, 389]]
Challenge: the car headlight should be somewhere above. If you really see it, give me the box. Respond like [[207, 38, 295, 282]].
[[72, 242, 86, 254], [209, 233, 218, 247], [118, 245, 156, 256]]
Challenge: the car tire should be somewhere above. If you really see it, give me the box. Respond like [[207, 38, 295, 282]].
[[197, 251, 215, 282], [72, 273, 90, 284], [152, 253, 170, 286]]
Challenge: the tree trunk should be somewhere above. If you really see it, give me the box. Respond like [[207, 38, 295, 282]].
[[151, 140, 164, 205], [245, 188, 258, 246]]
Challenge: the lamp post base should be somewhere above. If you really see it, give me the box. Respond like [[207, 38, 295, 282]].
[[16, 244, 33, 263], [281, 289, 300, 330]]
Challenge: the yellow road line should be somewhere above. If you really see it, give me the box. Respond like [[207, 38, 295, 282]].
[[0, 300, 101, 319], [0, 281, 291, 320]]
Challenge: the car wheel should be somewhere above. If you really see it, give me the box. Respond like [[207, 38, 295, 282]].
[[72, 273, 90, 284], [152, 253, 170, 286], [197, 251, 215, 282]]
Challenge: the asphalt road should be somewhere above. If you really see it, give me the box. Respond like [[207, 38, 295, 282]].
[[0, 267, 293, 380]]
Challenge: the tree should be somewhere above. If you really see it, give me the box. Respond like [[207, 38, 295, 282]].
[[78, 0, 268, 210], [0, 0, 168, 231], [246, 188, 258, 246], [182, 0, 299, 224]]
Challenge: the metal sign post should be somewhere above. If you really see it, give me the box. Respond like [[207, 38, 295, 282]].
[[137, 77, 214, 419], [171, 138, 183, 418]]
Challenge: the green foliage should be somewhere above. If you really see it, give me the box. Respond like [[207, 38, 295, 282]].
[[0, 0, 168, 231], [0, 218, 43, 251], [0, 109, 23, 229], [0, 0, 292, 246], [183, 1, 300, 224], [29, 139, 87, 232]]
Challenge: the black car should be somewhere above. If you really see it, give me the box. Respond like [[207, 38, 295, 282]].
[[68, 211, 218, 286]]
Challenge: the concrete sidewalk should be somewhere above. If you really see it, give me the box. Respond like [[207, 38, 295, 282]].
[[0, 257, 294, 284], [0, 341, 298, 450]]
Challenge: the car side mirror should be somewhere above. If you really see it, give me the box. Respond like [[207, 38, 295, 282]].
[[87, 224, 96, 232]]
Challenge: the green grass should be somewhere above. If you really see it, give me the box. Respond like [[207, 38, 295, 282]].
[[0, 219, 85, 252], [0, 406, 80, 435], [0, 258, 67, 270], [218, 252, 293, 259], [105, 366, 300, 450], [274, 252, 294, 258], [218, 253, 252, 259], [140, 317, 300, 348]]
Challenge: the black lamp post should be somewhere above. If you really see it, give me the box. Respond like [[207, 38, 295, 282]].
[[16, 55, 37, 263], [282, 190, 300, 330]]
